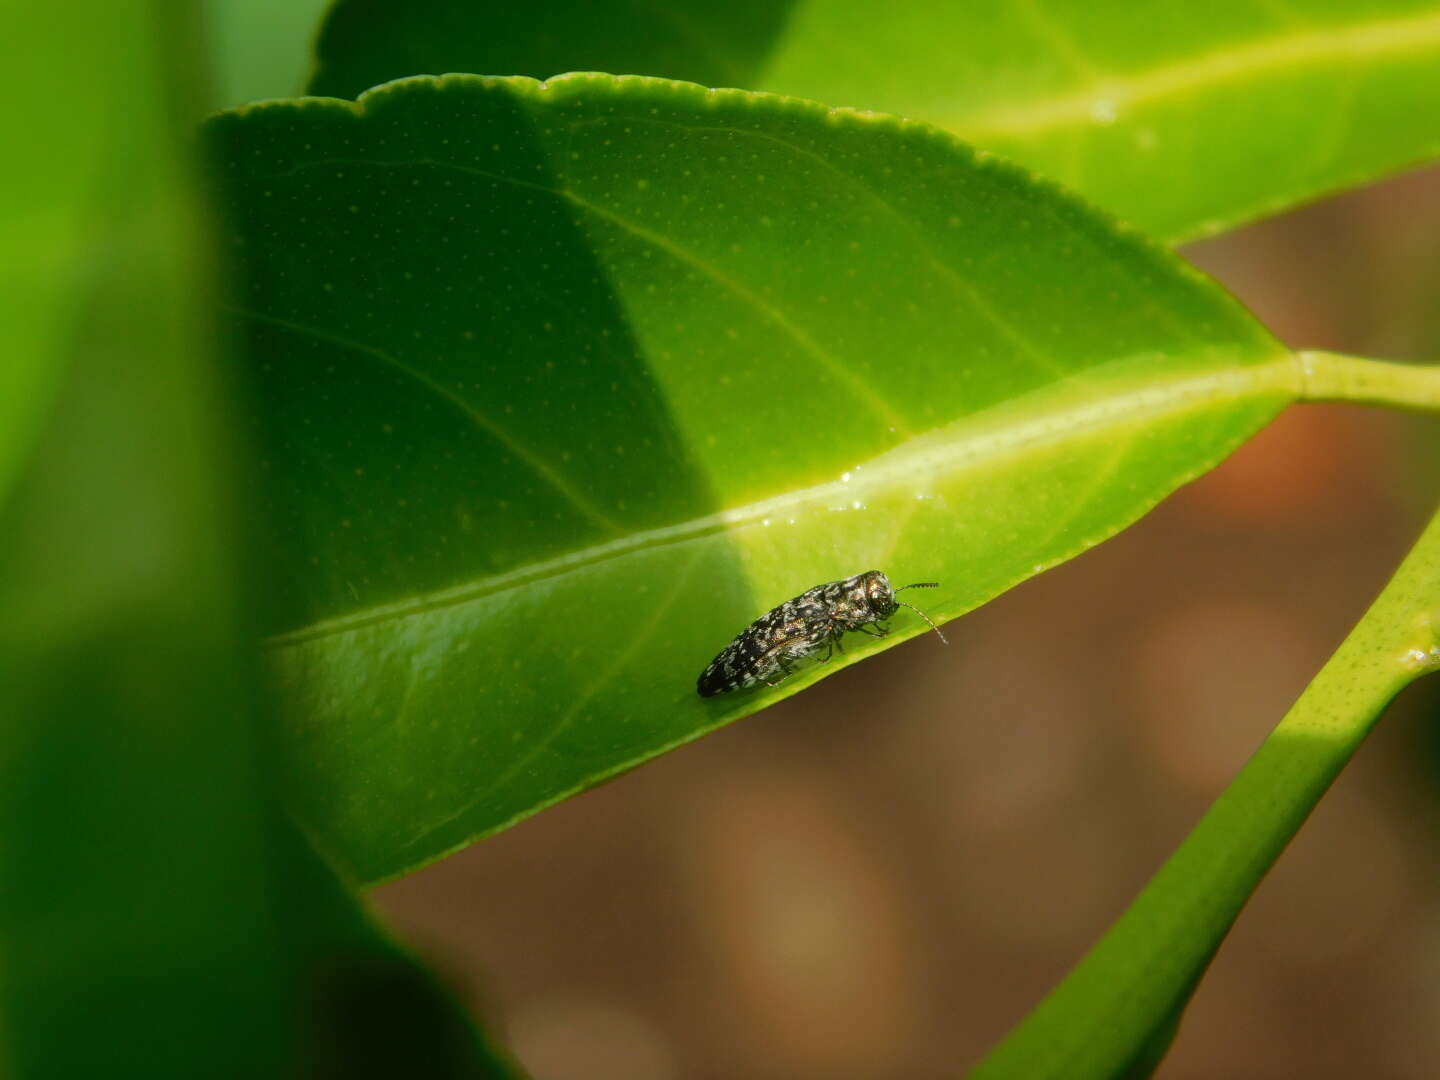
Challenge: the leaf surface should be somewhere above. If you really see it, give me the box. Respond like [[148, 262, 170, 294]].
[[211, 73, 1299, 883], [308, 0, 1440, 243]]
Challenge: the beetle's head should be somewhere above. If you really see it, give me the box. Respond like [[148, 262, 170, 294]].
[[859, 569, 898, 618], [857, 571, 947, 644]]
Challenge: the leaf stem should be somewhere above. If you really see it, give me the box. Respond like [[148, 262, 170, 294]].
[[1296, 350, 1440, 412], [971, 504, 1440, 1079]]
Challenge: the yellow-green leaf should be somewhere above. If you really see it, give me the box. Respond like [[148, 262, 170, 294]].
[[209, 74, 1304, 883], [307, 0, 1440, 243]]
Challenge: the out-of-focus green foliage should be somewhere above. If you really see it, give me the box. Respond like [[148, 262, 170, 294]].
[[204, 0, 333, 108], [308, 0, 1440, 243], [0, 4, 141, 508], [211, 73, 1295, 884], [0, 5, 298, 1072], [310, 0, 795, 102], [0, 6, 517, 1076]]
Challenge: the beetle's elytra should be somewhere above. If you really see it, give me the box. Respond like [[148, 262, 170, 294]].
[[696, 570, 946, 697]]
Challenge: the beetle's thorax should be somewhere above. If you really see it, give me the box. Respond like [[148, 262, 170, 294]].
[[826, 569, 897, 629]]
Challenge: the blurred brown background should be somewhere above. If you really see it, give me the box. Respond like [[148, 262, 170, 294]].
[[374, 165, 1440, 1079]]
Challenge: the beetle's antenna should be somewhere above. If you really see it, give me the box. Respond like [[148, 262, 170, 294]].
[[894, 583, 947, 645]]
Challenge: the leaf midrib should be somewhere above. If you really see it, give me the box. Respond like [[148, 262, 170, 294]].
[[267, 352, 1298, 650], [956, 7, 1440, 137]]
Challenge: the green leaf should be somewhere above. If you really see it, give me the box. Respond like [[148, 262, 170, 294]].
[[0, 7, 516, 1075], [204, 0, 334, 109], [309, 0, 795, 103], [307, 0, 1440, 244], [0, 6, 283, 1070], [210, 73, 1307, 884], [973, 503, 1440, 1079], [0, 3, 141, 512]]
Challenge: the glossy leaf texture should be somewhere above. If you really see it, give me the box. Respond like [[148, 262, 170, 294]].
[[0, 6, 516, 1075], [210, 73, 1299, 884], [308, 0, 1440, 244]]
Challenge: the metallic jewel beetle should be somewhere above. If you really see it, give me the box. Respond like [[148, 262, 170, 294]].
[[696, 570, 946, 697]]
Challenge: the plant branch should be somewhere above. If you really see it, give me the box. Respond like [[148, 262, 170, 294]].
[[971, 503, 1440, 1079], [1297, 350, 1440, 412]]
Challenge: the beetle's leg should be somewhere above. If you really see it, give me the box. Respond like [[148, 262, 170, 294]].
[[857, 622, 890, 638], [761, 662, 790, 686]]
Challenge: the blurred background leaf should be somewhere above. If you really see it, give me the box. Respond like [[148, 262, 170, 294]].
[[0, 5, 287, 1070], [310, 0, 794, 107], [307, 0, 1440, 244], [0, 2, 144, 510], [203, 0, 332, 109], [210, 73, 1302, 884], [0, 5, 518, 1076]]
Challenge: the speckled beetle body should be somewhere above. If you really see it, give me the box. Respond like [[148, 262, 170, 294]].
[[696, 570, 944, 697]]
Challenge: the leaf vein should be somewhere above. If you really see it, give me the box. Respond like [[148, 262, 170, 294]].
[[248, 154, 912, 434], [225, 305, 625, 535], [960, 9, 1440, 137], [399, 543, 709, 854], [267, 356, 1296, 649]]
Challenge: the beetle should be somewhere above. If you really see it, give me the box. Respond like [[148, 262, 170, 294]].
[[696, 570, 946, 697]]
